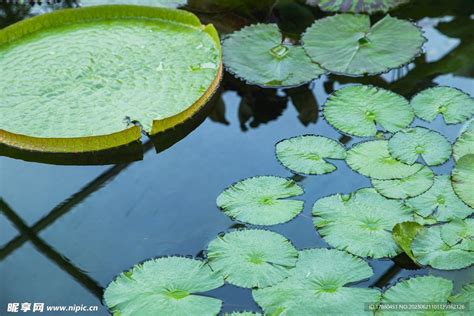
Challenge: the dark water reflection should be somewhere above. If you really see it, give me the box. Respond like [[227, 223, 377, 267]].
[[1, 1, 473, 314]]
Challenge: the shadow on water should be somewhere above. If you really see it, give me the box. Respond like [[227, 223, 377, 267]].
[[0, 0, 473, 314]]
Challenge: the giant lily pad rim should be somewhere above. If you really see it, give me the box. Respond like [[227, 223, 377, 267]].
[[301, 14, 426, 77], [0, 5, 223, 153]]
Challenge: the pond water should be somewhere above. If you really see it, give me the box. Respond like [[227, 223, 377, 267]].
[[1, 1, 473, 315]]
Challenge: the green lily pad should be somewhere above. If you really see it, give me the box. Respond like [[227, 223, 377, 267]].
[[80, 0, 187, 8], [0, 6, 222, 153], [312, 188, 413, 258], [453, 120, 474, 161], [222, 24, 325, 87], [452, 154, 474, 208], [103, 257, 224, 316], [411, 87, 474, 124], [411, 225, 474, 270], [252, 248, 381, 315], [346, 140, 424, 180], [392, 221, 423, 263], [216, 176, 304, 225], [302, 14, 425, 75], [388, 127, 452, 166], [441, 218, 474, 251], [406, 175, 473, 222], [207, 229, 298, 288], [275, 135, 346, 175], [372, 166, 434, 199], [449, 283, 474, 306], [323, 85, 413, 137], [311, 0, 409, 13], [380, 276, 453, 315], [224, 312, 262, 316]]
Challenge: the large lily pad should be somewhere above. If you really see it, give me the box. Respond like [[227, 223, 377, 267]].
[[207, 229, 298, 288], [441, 218, 474, 251], [80, 0, 187, 7], [0, 6, 222, 153], [311, 0, 409, 13], [411, 87, 474, 124], [411, 225, 474, 270], [406, 175, 473, 222], [302, 14, 425, 75], [380, 276, 453, 315], [453, 120, 474, 161], [372, 166, 434, 199], [388, 127, 452, 166], [392, 221, 423, 263], [252, 248, 381, 315], [346, 140, 424, 180], [452, 154, 474, 208], [275, 135, 346, 175], [222, 24, 325, 87], [103, 257, 224, 316], [312, 188, 413, 258], [323, 85, 413, 137], [216, 176, 304, 225]]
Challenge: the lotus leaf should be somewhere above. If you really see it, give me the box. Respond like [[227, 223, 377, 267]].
[[451, 154, 474, 208], [372, 166, 434, 199]]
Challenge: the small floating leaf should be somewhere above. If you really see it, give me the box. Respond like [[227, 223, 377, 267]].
[[372, 166, 434, 199], [381, 276, 453, 314], [453, 120, 474, 161], [346, 140, 424, 180], [406, 175, 473, 221], [449, 283, 474, 306], [0, 6, 222, 153], [323, 85, 413, 137], [411, 87, 474, 124], [252, 248, 381, 315], [216, 176, 304, 225], [441, 218, 474, 251], [452, 154, 474, 208], [103, 257, 224, 316], [388, 127, 452, 166], [302, 14, 425, 75], [411, 225, 474, 270], [312, 188, 413, 258], [275, 135, 346, 175], [207, 230, 298, 288], [312, 0, 409, 13], [222, 24, 325, 87], [392, 221, 423, 263]]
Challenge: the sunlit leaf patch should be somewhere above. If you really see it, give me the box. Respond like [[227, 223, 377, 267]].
[[103, 257, 224, 316], [252, 248, 381, 315], [222, 24, 325, 87], [388, 127, 452, 166], [453, 120, 474, 161], [275, 135, 346, 175], [216, 176, 304, 225], [323, 85, 413, 137], [452, 154, 474, 208], [392, 221, 423, 263], [372, 166, 434, 199], [380, 276, 453, 315], [441, 218, 474, 251], [411, 225, 474, 270], [346, 140, 424, 180], [312, 188, 413, 258], [207, 229, 298, 288], [310, 0, 409, 13], [410, 86, 474, 124], [406, 175, 473, 222], [302, 14, 425, 75], [79, 0, 187, 8]]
